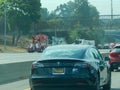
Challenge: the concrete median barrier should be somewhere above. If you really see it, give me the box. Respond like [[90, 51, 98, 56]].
[[0, 52, 109, 84], [0, 61, 33, 84]]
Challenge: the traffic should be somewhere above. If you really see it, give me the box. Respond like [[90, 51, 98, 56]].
[[0, 0, 120, 90], [0, 49, 120, 90]]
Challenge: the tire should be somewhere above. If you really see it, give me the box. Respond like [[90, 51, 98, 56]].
[[110, 68, 114, 72], [103, 72, 111, 90], [92, 75, 100, 90]]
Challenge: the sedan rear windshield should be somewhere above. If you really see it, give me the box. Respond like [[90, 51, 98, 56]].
[[41, 49, 85, 59]]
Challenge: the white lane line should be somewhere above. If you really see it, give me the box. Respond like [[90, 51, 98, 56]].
[[25, 88, 30, 90]]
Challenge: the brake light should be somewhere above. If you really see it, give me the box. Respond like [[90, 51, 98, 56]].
[[74, 63, 90, 68], [32, 62, 44, 68], [109, 52, 120, 57]]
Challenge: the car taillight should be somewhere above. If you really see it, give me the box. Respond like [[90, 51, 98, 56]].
[[74, 62, 97, 74], [109, 52, 120, 57], [74, 63, 90, 68], [32, 62, 44, 68], [72, 63, 93, 75]]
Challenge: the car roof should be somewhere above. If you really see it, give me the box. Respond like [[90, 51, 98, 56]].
[[45, 44, 95, 50]]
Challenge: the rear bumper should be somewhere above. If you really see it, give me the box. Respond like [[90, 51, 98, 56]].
[[31, 86, 91, 90], [30, 77, 96, 90]]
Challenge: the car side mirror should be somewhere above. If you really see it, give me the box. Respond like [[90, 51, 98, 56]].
[[104, 56, 110, 61]]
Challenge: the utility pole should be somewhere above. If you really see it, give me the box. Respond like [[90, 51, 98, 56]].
[[111, 0, 113, 20], [110, 0, 113, 29], [4, 0, 7, 49]]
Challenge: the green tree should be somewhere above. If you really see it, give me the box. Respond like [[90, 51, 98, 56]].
[[34, 8, 49, 31], [0, 0, 41, 45], [74, 0, 90, 27], [89, 5, 99, 28], [68, 29, 104, 45], [40, 8, 49, 21], [53, 0, 99, 29]]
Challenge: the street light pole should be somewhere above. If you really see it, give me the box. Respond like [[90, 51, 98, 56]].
[[4, 0, 7, 49], [111, 0, 113, 20]]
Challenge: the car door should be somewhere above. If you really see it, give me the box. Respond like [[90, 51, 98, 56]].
[[92, 48, 108, 85]]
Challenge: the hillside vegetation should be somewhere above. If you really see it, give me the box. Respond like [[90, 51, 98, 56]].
[[0, 45, 27, 53]]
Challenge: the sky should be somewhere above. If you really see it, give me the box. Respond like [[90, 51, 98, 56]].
[[41, 0, 120, 15]]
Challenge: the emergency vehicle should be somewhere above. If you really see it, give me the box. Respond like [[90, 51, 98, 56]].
[[27, 34, 48, 52]]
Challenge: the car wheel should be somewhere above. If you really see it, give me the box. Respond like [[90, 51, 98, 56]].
[[103, 72, 111, 90], [111, 68, 114, 72], [92, 75, 100, 90]]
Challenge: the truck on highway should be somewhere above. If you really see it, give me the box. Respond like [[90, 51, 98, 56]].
[[27, 34, 48, 52], [74, 39, 95, 46]]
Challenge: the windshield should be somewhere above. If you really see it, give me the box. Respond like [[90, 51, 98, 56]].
[[42, 48, 85, 59]]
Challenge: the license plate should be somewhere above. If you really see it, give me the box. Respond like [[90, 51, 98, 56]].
[[52, 68, 65, 75]]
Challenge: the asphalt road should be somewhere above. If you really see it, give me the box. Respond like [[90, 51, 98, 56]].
[[0, 79, 29, 90], [0, 71, 120, 90]]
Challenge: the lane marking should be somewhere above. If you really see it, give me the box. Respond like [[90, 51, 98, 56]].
[[25, 88, 30, 90]]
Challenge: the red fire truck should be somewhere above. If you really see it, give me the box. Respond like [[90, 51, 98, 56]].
[[27, 34, 48, 52]]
